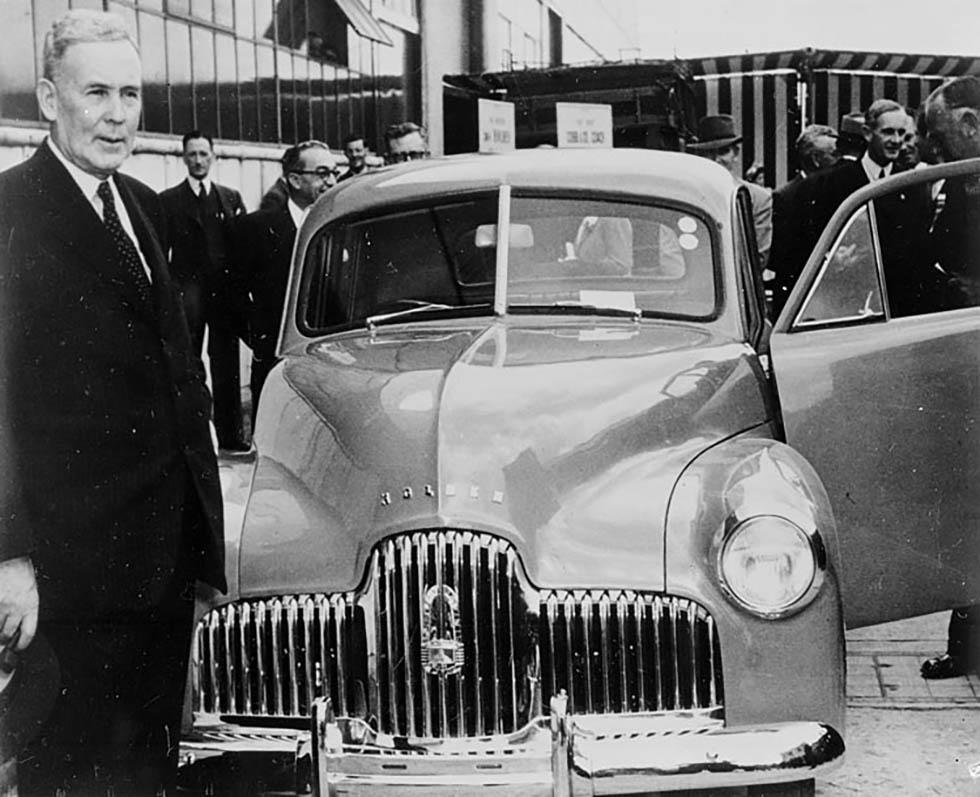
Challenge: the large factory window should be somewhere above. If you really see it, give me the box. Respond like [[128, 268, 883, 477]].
[[0, 0, 409, 152]]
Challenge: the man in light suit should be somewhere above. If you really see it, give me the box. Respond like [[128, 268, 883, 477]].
[[161, 130, 249, 451], [688, 115, 772, 272], [236, 140, 338, 427], [0, 10, 225, 793]]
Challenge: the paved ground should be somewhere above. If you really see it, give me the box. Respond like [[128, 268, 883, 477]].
[[817, 612, 980, 795]]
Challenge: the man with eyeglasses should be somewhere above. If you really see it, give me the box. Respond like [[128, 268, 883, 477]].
[[236, 140, 337, 426], [384, 121, 429, 164]]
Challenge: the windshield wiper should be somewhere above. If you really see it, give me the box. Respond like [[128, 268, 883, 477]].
[[365, 301, 487, 330], [510, 303, 643, 322]]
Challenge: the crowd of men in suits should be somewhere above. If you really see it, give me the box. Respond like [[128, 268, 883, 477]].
[[160, 121, 427, 448]]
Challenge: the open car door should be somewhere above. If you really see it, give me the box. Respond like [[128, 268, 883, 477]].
[[769, 157, 980, 628]]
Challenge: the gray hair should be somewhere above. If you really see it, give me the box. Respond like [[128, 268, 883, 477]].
[[43, 9, 139, 82], [796, 124, 836, 155]]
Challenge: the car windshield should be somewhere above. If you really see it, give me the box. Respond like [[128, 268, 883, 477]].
[[301, 191, 718, 332]]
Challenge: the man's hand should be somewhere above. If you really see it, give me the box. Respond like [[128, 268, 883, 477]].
[[0, 556, 38, 651]]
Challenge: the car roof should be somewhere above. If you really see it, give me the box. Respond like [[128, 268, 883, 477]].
[[305, 148, 738, 226]]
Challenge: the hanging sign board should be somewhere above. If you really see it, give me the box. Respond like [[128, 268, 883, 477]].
[[555, 102, 613, 148], [478, 98, 516, 152]]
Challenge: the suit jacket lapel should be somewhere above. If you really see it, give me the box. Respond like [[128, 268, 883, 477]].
[[30, 144, 152, 317]]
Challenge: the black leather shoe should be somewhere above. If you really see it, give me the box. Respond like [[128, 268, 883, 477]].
[[920, 653, 969, 679]]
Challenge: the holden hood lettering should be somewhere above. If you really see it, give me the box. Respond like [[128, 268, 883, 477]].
[[238, 320, 769, 597]]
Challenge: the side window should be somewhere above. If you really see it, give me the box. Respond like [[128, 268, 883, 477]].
[[302, 230, 355, 330], [795, 204, 884, 327]]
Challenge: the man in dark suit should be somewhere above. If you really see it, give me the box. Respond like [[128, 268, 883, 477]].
[[237, 140, 337, 427], [769, 123, 839, 315], [161, 130, 249, 451], [772, 101, 914, 317], [919, 75, 980, 679], [0, 10, 225, 793], [808, 100, 912, 239]]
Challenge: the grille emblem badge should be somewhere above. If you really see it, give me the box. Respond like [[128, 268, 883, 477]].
[[421, 585, 465, 676]]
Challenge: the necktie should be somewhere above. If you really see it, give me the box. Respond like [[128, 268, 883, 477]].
[[97, 180, 151, 303], [196, 184, 208, 220], [878, 168, 886, 180]]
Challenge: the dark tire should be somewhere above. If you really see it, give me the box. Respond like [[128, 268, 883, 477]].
[[748, 780, 815, 797]]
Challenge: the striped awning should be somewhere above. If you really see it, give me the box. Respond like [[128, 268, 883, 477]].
[[689, 48, 980, 79]]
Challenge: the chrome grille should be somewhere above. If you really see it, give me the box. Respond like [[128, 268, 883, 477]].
[[540, 590, 722, 714], [193, 530, 723, 736], [368, 531, 538, 737], [194, 594, 367, 719]]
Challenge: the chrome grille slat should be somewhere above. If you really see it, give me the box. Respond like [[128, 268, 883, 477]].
[[398, 536, 416, 737], [469, 538, 483, 733], [256, 602, 268, 715], [488, 538, 501, 733], [316, 595, 330, 718], [617, 593, 629, 713], [599, 594, 610, 711], [382, 541, 398, 733], [505, 551, 518, 728], [453, 534, 465, 736], [193, 530, 724, 736], [634, 596, 645, 710]]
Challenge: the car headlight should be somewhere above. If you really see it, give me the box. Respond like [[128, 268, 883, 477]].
[[717, 515, 825, 618]]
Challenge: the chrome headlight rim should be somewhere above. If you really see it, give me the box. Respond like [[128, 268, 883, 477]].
[[715, 513, 827, 620]]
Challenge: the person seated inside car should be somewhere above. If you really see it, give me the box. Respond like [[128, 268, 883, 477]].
[[565, 215, 633, 274]]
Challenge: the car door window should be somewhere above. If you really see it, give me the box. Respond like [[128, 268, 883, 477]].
[[794, 204, 884, 327]]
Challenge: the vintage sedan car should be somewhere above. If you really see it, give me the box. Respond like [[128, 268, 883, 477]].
[[178, 150, 980, 795]]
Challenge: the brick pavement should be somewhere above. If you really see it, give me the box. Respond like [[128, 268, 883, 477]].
[[846, 611, 980, 709]]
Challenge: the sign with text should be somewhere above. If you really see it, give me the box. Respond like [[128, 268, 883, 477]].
[[555, 102, 613, 148], [478, 98, 515, 153]]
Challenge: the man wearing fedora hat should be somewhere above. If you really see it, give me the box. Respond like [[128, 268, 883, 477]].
[[688, 115, 773, 276]]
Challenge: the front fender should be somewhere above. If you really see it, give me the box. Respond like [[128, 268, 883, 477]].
[[665, 430, 845, 731]]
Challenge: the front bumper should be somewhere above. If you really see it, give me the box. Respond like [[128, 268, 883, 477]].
[[180, 694, 843, 795]]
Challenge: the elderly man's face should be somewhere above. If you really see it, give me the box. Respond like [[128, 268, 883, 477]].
[[926, 97, 980, 163], [864, 110, 910, 165], [810, 134, 840, 171], [37, 40, 142, 178]]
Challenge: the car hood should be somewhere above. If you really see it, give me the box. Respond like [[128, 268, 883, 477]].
[[239, 319, 770, 597]]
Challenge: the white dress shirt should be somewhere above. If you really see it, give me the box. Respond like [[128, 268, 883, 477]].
[[861, 151, 892, 183], [48, 138, 152, 281]]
